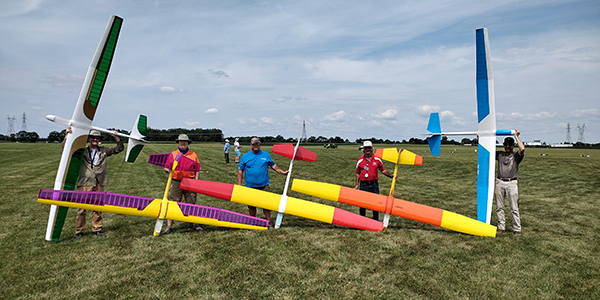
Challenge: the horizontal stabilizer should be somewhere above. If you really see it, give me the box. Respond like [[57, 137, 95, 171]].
[[148, 153, 201, 172], [125, 114, 147, 163], [375, 148, 423, 165], [272, 144, 317, 162]]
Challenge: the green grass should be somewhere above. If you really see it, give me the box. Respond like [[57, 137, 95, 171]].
[[0, 143, 599, 299]]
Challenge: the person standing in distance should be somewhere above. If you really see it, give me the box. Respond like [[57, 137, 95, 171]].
[[224, 139, 230, 164], [495, 130, 525, 236], [237, 137, 289, 222], [162, 134, 200, 234], [354, 141, 393, 221], [234, 138, 242, 163]]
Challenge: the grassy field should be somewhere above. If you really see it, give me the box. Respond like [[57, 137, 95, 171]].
[[0, 142, 598, 299]]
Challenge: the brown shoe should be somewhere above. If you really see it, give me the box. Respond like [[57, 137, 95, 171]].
[[496, 229, 505, 235], [514, 231, 522, 236], [75, 232, 84, 238], [162, 227, 173, 234], [93, 231, 104, 236]]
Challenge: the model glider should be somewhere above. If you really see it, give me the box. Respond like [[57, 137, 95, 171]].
[[180, 178, 384, 232], [291, 179, 496, 237], [38, 154, 268, 235], [43, 15, 148, 241], [271, 142, 317, 229], [426, 28, 515, 224], [374, 148, 423, 228]]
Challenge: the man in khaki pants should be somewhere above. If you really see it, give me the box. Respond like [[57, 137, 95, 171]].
[[66, 128, 123, 238]]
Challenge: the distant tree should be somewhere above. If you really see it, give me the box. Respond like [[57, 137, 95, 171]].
[[316, 136, 328, 143], [47, 131, 64, 143], [16, 131, 40, 143], [409, 137, 425, 144]]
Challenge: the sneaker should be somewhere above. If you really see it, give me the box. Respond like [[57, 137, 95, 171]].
[[496, 229, 505, 235], [162, 227, 173, 234], [93, 231, 104, 236], [75, 233, 83, 238], [514, 231, 522, 236], [193, 224, 203, 231]]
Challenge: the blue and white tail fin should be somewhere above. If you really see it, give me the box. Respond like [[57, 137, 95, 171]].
[[125, 114, 147, 163], [426, 112, 442, 156]]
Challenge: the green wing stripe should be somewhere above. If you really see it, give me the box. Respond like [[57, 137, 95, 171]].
[[88, 17, 123, 108], [51, 206, 70, 241], [126, 145, 145, 163], [51, 148, 85, 241], [138, 115, 147, 136]]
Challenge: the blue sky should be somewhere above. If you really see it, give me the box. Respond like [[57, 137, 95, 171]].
[[1, 0, 599, 144]]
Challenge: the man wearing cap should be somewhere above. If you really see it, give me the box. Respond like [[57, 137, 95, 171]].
[[495, 130, 525, 236], [224, 139, 230, 164], [355, 141, 393, 220], [162, 134, 200, 234], [238, 137, 289, 222], [65, 128, 124, 238]]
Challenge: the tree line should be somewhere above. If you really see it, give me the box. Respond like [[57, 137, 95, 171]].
[[3, 129, 598, 147]]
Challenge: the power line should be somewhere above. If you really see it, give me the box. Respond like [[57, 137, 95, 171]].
[[565, 123, 572, 144], [7, 115, 16, 135], [21, 112, 27, 131], [301, 120, 307, 142], [576, 123, 586, 144]]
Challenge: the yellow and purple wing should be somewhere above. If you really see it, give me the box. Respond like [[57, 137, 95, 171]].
[[38, 190, 268, 230]]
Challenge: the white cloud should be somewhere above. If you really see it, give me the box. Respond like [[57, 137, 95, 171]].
[[566, 108, 599, 118], [323, 111, 346, 122], [0, 0, 43, 17], [497, 111, 555, 121], [260, 117, 275, 124], [159, 86, 176, 93], [205, 108, 219, 114], [185, 120, 200, 126], [374, 108, 398, 120], [43, 74, 83, 88]]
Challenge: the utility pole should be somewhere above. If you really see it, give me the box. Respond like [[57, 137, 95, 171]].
[[300, 120, 307, 142], [576, 123, 586, 144], [21, 112, 27, 131], [565, 123, 572, 144]]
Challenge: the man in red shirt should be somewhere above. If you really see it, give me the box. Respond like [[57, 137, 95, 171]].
[[162, 134, 200, 234], [354, 141, 393, 220]]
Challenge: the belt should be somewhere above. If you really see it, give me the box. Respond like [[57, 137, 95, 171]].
[[360, 180, 378, 185], [498, 178, 517, 182], [172, 179, 181, 182]]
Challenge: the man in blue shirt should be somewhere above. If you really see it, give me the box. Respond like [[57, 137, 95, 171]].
[[223, 139, 230, 164], [238, 137, 289, 222]]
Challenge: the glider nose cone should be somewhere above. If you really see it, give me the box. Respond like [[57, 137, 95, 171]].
[[46, 115, 56, 122]]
